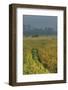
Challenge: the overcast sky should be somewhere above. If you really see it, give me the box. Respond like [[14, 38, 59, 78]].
[[23, 15, 57, 31]]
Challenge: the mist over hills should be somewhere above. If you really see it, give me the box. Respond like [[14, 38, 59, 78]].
[[23, 24, 57, 36], [23, 15, 57, 36]]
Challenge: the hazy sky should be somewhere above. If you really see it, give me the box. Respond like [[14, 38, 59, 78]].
[[23, 15, 57, 31]]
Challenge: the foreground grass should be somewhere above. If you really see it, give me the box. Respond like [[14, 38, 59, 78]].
[[23, 36, 57, 75]]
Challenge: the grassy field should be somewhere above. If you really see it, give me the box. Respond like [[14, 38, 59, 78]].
[[23, 36, 57, 75]]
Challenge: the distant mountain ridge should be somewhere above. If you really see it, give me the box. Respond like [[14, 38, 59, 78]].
[[23, 25, 57, 36]]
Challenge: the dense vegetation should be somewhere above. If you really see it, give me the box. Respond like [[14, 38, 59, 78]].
[[23, 36, 57, 75]]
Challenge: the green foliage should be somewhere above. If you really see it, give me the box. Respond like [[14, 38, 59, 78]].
[[23, 36, 57, 74]]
